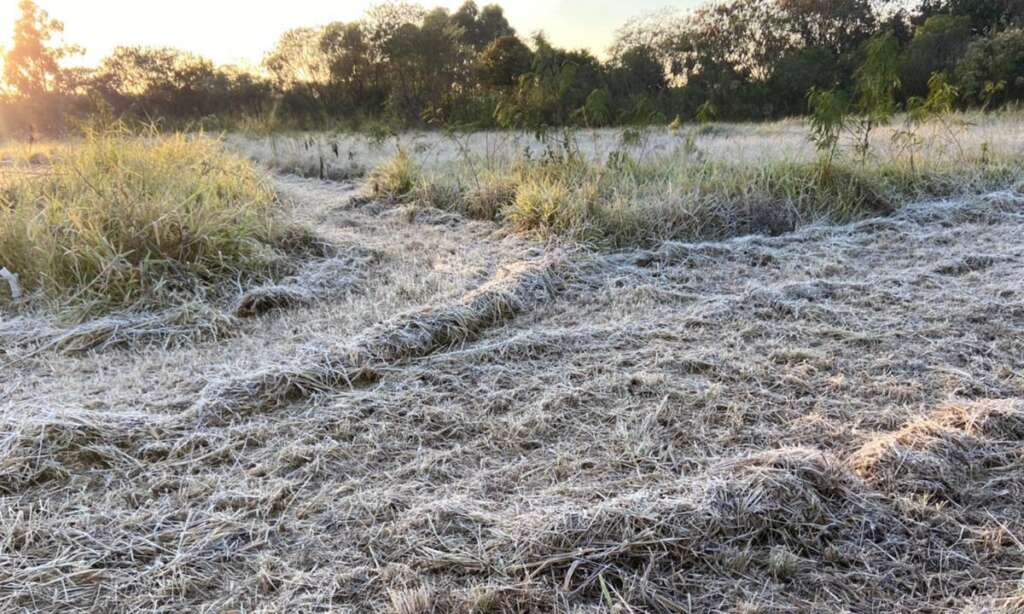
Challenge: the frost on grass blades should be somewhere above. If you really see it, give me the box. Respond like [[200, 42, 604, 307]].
[[0, 267, 22, 299], [3, 179, 1024, 611], [0, 129, 332, 353]]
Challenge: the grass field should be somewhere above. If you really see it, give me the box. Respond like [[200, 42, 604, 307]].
[[234, 111, 1024, 245], [1, 116, 1024, 612]]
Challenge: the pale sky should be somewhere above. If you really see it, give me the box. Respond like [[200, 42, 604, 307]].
[[0, 0, 699, 67]]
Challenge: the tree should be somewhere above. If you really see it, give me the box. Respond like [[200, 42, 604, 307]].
[[379, 7, 467, 122], [450, 1, 514, 50], [956, 28, 1024, 107], [6, 0, 1024, 132], [93, 47, 220, 117], [3, 0, 80, 98], [776, 0, 879, 55], [678, 0, 790, 83], [852, 33, 901, 159], [478, 35, 532, 87], [496, 34, 607, 129], [605, 45, 668, 122], [900, 15, 971, 98], [363, 2, 426, 58], [917, 0, 1024, 34], [264, 27, 330, 89], [450, 1, 481, 44], [613, 45, 667, 95], [769, 47, 841, 116], [807, 86, 850, 167], [656, 0, 791, 118], [477, 4, 516, 45], [321, 22, 381, 109], [610, 9, 689, 81]]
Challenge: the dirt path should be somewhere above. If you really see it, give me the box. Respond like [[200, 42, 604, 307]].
[[2, 179, 1024, 612]]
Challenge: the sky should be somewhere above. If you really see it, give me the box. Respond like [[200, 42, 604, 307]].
[[0, 0, 698, 68]]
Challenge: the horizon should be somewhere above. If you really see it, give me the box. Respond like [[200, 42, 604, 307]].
[[0, 0, 696, 68]]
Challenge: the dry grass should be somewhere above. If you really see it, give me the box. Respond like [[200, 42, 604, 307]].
[[2, 121, 1024, 611], [852, 400, 1024, 504], [194, 252, 565, 425]]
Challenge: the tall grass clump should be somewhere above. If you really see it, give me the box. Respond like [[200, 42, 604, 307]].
[[368, 149, 420, 200], [0, 128, 291, 314], [501, 157, 893, 246]]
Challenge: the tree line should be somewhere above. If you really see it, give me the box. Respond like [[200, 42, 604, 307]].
[[3, 0, 1024, 135]]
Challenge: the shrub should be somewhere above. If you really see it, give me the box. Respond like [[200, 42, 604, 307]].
[[506, 175, 574, 234], [360, 117, 1024, 248], [463, 176, 517, 220]]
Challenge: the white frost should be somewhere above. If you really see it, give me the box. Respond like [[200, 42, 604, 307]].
[[1, 267, 22, 300]]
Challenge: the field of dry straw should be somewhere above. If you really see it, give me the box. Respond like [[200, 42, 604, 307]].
[[1, 115, 1024, 612]]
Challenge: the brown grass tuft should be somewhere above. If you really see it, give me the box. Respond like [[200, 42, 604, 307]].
[[852, 400, 1024, 503]]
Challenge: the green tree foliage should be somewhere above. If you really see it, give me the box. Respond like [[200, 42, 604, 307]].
[[96, 48, 212, 108], [769, 47, 841, 116], [900, 15, 972, 98], [264, 27, 331, 89], [851, 33, 901, 159], [855, 34, 901, 121], [577, 87, 612, 127], [496, 34, 606, 130], [611, 46, 666, 97], [380, 7, 466, 121], [606, 0, 881, 119], [806, 33, 901, 165], [319, 22, 382, 112], [918, 0, 1024, 34], [477, 35, 532, 87], [451, 1, 515, 50], [777, 0, 879, 54], [909, 72, 959, 119], [807, 87, 849, 166], [93, 47, 268, 120], [956, 28, 1024, 107], [696, 100, 718, 124]]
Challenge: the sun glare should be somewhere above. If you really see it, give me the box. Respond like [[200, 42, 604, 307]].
[[1, 2, 16, 51]]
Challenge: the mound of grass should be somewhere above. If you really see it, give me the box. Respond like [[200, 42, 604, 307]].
[[0, 130, 293, 314], [194, 254, 562, 424], [404, 153, 898, 247]]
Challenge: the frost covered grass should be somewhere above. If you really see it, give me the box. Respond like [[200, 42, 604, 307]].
[[1, 116, 1023, 611], [235, 111, 1024, 246], [3, 184, 1024, 611]]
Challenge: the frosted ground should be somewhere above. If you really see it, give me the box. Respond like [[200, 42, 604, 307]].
[[2, 118, 1024, 611]]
